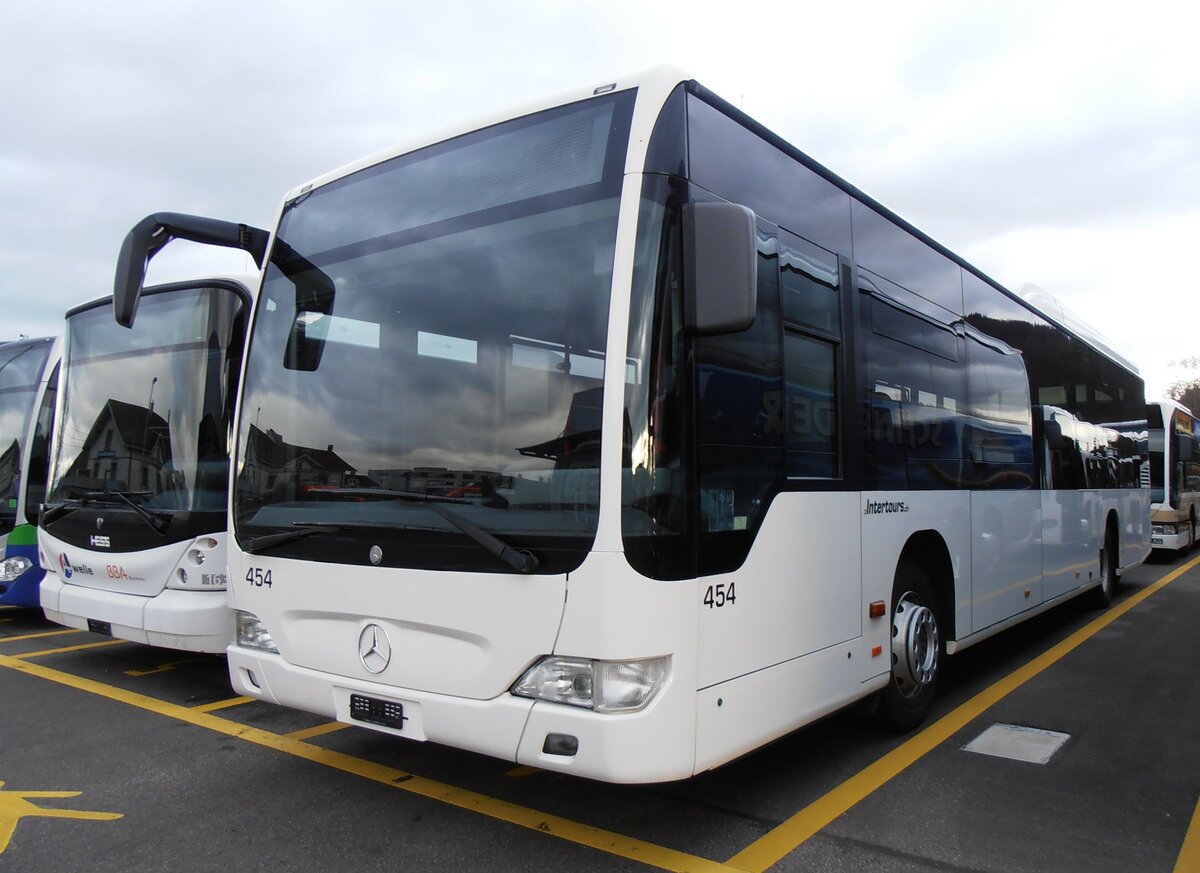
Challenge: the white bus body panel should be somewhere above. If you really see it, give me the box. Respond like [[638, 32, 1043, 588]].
[[39, 531, 232, 652], [971, 490, 1042, 630], [227, 547, 566, 701]]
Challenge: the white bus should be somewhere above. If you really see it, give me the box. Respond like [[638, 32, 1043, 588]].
[[39, 272, 258, 652], [114, 68, 1150, 782], [1147, 399, 1199, 552], [0, 336, 60, 608]]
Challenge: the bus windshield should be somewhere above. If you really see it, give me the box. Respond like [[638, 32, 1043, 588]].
[[0, 339, 52, 534], [47, 286, 247, 526], [233, 91, 634, 574]]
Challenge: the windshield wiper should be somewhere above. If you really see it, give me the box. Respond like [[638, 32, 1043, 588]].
[[40, 499, 81, 526], [83, 490, 172, 535], [41, 491, 171, 535], [416, 500, 538, 574], [242, 523, 348, 554]]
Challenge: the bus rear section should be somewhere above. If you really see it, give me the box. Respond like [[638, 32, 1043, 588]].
[[0, 337, 59, 607], [38, 277, 254, 651]]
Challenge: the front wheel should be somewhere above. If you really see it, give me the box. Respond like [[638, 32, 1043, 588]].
[[1089, 528, 1118, 608], [879, 559, 941, 732]]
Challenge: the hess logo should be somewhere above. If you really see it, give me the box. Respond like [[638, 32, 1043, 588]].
[[90, 535, 111, 548]]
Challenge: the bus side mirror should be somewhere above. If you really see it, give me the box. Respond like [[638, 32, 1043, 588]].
[[683, 202, 757, 335], [114, 213, 269, 328]]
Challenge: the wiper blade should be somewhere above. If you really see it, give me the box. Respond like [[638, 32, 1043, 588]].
[[408, 500, 537, 574], [40, 499, 81, 526], [83, 490, 172, 535], [241, 520, 411, 554], [41, 492, 171, 535], [242, 524, 346, 554]]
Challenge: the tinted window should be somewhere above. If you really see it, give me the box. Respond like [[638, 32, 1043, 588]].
[[964, 335, 1035, 490], [851, 200, 963, 315], [0, 339, 52, 533], [694, 228, 783, 572], [24, 362, 57, 522], [687, 95, 852, 254], [784, 333, 837, 478], [780, 230, 839, 336]]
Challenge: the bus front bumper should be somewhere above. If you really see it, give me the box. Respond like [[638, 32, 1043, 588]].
[[227, 645, 696, 783], [41, 571, 233, 653]]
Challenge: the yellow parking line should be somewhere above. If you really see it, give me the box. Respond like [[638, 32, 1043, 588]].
[[284, 722, 349, 741], [0, 652, 735, 872], [1176, 795, 1200, 873], [12, 639, 128, 659], [727, 553, 1200, 872], [0, 629, 81, 643], [191, 696, 256, 713]]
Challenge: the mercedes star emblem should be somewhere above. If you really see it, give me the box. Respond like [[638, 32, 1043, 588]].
[[357, 623, 392, 674]]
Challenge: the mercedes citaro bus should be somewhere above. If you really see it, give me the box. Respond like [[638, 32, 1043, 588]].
[[111, 68, 1149, 782]]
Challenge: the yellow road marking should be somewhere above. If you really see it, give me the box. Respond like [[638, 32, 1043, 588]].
[[0, 653, 734, 872], [1176, 795, 1200, 873], [727, 553, 1200, 872], [284, 722, 350, 741], [125, 658, 210, 677], [191, 696, 255, 713], [0, 779, 122, 853], [0, 629, 81, 643], [11, 639, 128, 659]]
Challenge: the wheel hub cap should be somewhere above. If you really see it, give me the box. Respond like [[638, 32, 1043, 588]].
[[892, 592, 938, 697]]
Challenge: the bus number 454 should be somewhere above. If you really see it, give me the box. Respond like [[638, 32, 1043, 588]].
[[246, 568, 273, 588], [703, 583, 736, 609]]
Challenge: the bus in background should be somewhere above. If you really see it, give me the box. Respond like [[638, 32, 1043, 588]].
[[1147, 399, 1199, 552], [39, 275, 257, 651], [0, 337, 60, 607], [113, 69, 1149, 783]]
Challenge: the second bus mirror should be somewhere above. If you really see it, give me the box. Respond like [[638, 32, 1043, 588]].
[[683, 202, 757, 335]]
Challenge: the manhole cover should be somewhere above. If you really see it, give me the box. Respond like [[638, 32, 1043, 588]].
[[962, 723, 1070, 764]]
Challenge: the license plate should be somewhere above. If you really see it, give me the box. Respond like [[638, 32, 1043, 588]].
[[1151, 537, 1163, 544], [350, 693, 408, 730], [87, 619, 112, 636]]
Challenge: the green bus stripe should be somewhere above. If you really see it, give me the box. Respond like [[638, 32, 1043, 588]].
[[7, 523, 37, 546]]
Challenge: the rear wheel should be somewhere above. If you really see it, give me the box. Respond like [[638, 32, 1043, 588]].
[[879, 559, 940, 732]]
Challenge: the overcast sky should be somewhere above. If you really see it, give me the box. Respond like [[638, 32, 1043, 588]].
[[3, 0, 1196, 397]]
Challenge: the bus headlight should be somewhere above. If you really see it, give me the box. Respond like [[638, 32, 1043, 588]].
[[0, 556, 32, 582], [235, 610, 279, 654], [512, 655, 669, 713]]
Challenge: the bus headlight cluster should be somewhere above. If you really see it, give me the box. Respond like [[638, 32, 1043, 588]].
[[512, 655, 669, 713], [235, 610, 279, 654], [0, 556, 33, 582]]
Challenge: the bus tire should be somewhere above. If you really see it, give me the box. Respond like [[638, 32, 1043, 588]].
[[1089, 526, 1118, 608], [880, 559, 940, 732]]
